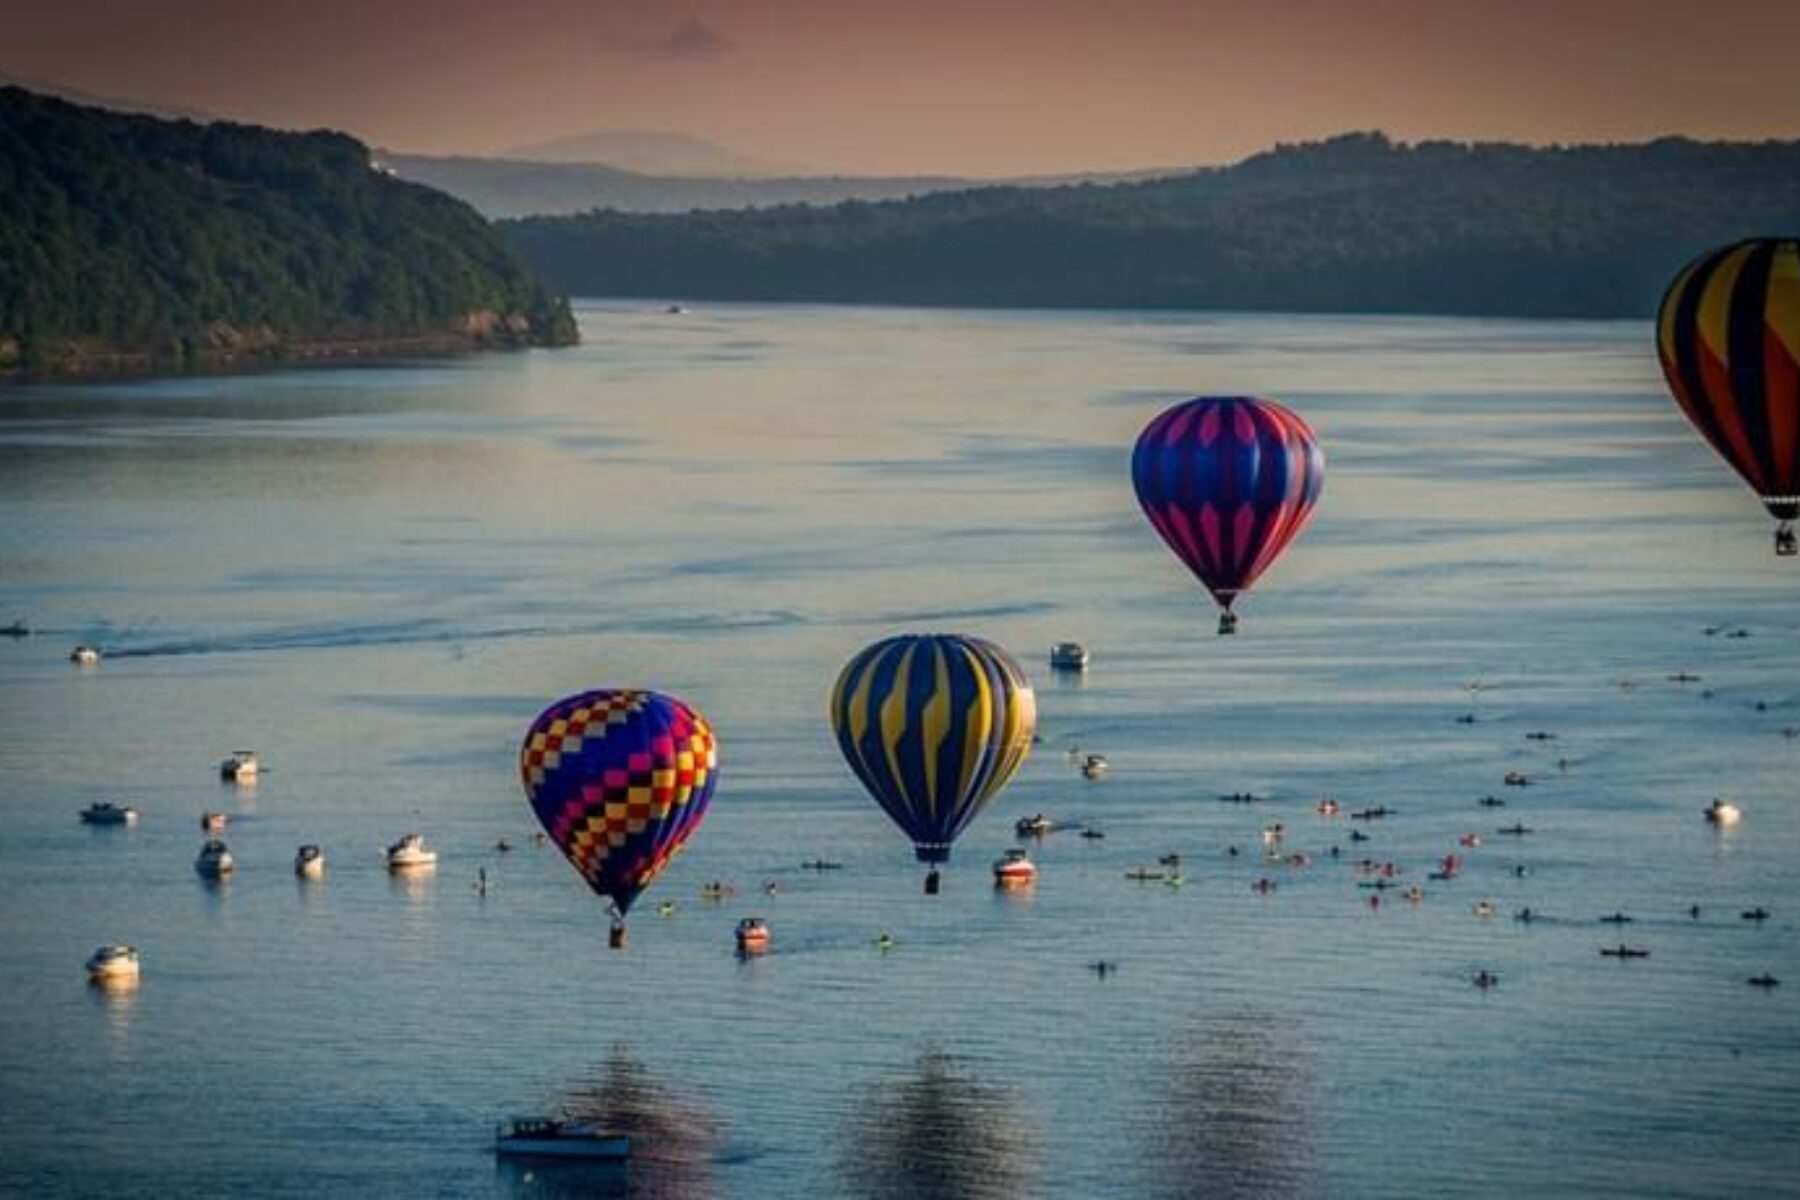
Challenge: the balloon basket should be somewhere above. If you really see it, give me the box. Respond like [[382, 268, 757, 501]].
[[609, 921, 628, 950], [924, 869, 941, 896], [1217, 612, 1239, 636], [1776, 524, 1796, 557]]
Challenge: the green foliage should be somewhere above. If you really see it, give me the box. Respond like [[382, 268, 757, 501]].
[[0, 86, 576, 369], [504, 131, 1800, 318]]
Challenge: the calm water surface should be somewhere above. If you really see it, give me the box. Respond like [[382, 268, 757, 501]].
[[1, 302, 1797, 1198]]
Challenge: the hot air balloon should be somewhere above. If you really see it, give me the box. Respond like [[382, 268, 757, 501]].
[[1132, 396, 1325, 633], [521, 689, 718, 947], [830, 635, 1036, 893], [1657, 238, 1800, 556]]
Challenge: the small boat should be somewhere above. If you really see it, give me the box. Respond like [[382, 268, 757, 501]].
[[1703, 799, 1742, 826], [1477, 796, 1507, 808], [1525, 730, 1557, 741], [1668, 671, 1702, 683], [1503, 771, 1532, 787], [874, 933, 897, 951], [86, 944, 140, 982], [1473, 970, 1499, 989], [1473, 900, 1496, 918], [386, 833, 437, 871], [1080, 754, 1109, 779], [1348, 829, 1370, 842], [1158, 852, 1182, 868], [1496, 824, 1533, 836], [992, 848, 1037, 887], [495, 1117, 630, 1162], [195, 839, 234, 878], [1600, 945, 1650, 958], [80, 802, 138, 826], [1459, 833, 1482, 848], [294, 844, 325, 878], [1742, 907, 1771, 921], [1125, 867, 1166, 882], [70, 645, 101, 666], [1078, 827, 1106, 840], [201, 811, 229, 833], [734, 917, 770, 954], [1252, 878, 1277, 894], [1049, 642, 1090, 671], [1747, 974, 1780, 988], [1599, 912, 1633, 924], [1260, 824, 1284, 848], [700, 881, 734, 900], [1315, 798, 1340, 816], [1, 619, 28, 638], [1455, 714, 1477, 724], [801, 858, 843, 870], [1402, 886, 1423, 903], [1015, 814, 1055, 837], [219, 751, 259, 782], [1350, 806, 1392, 821]]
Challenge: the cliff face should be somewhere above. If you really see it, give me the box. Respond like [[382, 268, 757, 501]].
[[0, 86, 577, 378]]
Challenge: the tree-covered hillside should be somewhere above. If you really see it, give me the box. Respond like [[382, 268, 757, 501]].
[[0, 86, 576, 375], [505, 132, 1800, 318]]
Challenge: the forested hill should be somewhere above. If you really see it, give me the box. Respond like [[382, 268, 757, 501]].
[[504, 133, 1800, 319], [0, 87, 576, 376]]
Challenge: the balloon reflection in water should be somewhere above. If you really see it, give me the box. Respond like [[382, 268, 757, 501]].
[[500, 1047, 721, 1200], [1140, 1017, 1310, 1199], [838, 1050, 1039, 1200]]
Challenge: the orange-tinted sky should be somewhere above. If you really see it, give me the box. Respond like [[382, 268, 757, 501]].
[[4, 0, 1798, 176]]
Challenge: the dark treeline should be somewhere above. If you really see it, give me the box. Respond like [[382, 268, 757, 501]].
[[504, 132, 1800, 318], [0, 86, 576, 375]]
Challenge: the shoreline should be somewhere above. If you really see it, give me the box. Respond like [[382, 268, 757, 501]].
[[0, 331, 568, 387]]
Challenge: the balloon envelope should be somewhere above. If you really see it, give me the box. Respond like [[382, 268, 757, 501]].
[[830, 635, 1035, 864], [1132, 396, 1324, 614], [521, 689, 718, 917], [1657, 238, 1800, 529]]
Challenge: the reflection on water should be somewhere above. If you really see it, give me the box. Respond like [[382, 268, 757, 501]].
[[88, 976, 139, 1055], [838, 1049, 1039, 1200], [1140, 1017, 1310, 1200], [546, 1047, 721, 1200]]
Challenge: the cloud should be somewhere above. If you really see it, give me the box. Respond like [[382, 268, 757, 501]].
[[602, 18, 734, 59]]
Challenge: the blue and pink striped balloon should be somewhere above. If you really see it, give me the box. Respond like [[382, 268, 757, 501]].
[[1132, 396, 1324, 633]]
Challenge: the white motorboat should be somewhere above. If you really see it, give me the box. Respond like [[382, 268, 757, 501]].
[[195, 839, 235, 878], [1014, 813, 1055, 837], [1050, 642, 1090, 671], [80, 802, 138, 826], [219, 751, 259, 782], [495, 1118, 630, 1161], [1704, 799, 1743, 826], [70, 645, 101, 666], [295, 844, 326, 878], [387, 833, 438, 871], [86, 944, 140, 982], [992, 847, 1037, 887], [1081, 754, 1109, 779]]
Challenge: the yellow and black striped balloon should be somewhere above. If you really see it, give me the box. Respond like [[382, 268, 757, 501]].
[[1658, 238, 1800, 531], [830, 634, 1036, 865]]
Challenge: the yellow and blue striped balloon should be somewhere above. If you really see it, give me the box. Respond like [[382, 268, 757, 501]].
[[830, 634, 1036, 867]]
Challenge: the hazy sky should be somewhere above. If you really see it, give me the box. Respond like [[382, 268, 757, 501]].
[[4, 0, 1798, 175]]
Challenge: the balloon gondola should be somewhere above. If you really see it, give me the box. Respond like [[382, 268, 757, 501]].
[[829, 634, 1036, 892], [520, 689, 719, 947], [1657, 238, 1800, 556], [1132, 396, 1324, 633]]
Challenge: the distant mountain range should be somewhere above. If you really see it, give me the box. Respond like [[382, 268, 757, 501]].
[[502, 132, 1800, 319], [498, 129, 789, 177], [384, 152, 1193, 218]]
